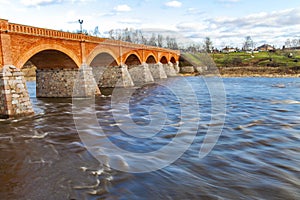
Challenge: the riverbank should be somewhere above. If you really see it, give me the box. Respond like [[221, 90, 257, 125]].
[[218, 66, 300, 77], [179, 50, 300, 77]]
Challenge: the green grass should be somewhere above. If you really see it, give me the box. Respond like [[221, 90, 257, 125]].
[[211, 50, 300, 68]]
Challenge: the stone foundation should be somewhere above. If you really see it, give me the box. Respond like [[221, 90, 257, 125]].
[[92, 65, 134, 88], [174, 62, 180, 73], [148, 63, 167, 79], [73, 64, 101, 97], [180, 66, 195, 73], [0, 65, 34, 118], [163, 63, 177, 77], [37, 66, 100, 98], [128, 63, 154, 85]]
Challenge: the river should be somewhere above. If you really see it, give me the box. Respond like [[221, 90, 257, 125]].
[[0, 77, 299, 199]]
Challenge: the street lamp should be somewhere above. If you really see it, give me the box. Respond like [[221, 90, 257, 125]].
[[78, 19, 83, 33]]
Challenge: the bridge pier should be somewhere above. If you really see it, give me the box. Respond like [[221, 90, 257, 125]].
[[128, 63, 154, 85], [36, 65, 100, 98], [0, 65, 34, 118], [148, 62, 167, 79], [174, 61, 180, 73], [163, 62, 178, 77], [92, 65, 134, 88]]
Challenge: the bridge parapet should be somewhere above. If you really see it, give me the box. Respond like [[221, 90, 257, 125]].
[[1, 18, 180, 55], [8, 22, 82, 40]]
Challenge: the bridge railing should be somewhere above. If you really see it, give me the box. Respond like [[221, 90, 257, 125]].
[[6, 21, 180, 54], [8, 23, 82, 40]]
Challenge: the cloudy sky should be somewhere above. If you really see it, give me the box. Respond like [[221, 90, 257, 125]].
[[0, 0, 300, 48]]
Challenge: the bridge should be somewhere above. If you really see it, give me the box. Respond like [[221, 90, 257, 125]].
[[0, 19, 180, 118]]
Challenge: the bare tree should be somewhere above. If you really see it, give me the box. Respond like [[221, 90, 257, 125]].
[[243, 36, 254, 51], [204, 37, 212, 53], [157, 34, 164, 47], [93, 26, 100, 37]]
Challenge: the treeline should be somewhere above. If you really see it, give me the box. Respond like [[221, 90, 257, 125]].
[[284, 38, 300, 49], [72, 26, 209, 52], [107, 28, 179, 50]]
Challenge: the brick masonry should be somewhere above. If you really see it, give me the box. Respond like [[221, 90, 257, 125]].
[[0, 65, 34, 118]]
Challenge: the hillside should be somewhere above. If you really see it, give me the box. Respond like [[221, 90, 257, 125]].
[[180, 50, 300, 77], [213, 50, 300, 77]]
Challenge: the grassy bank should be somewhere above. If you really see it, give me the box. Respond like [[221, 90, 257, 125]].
[[212, 50, 300, 77]]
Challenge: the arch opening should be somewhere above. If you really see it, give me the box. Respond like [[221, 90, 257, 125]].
[[146, 55, 156, 64], [160, 56, 168, 64], [125, 54, 142, 68], [26, 50, 78, 70], [90, 52, 118, 67], [170, 57, 176, 64], [21, 50, 80, 98]]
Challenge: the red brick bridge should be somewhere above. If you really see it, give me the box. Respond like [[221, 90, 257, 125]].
[[0, 19, 180, 118]]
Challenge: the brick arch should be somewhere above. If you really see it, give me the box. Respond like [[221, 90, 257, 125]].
[[160, 56, 168, 64], [87, 47, 120, 66], [124, 52, 142, 67], [145, 54, 157, 64], [16, 43, 81, 69], [170, 56, 176, 64]]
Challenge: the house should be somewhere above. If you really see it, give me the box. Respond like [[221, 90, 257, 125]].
[[222, 47, 236, 53], [257, 44, 275, 52]]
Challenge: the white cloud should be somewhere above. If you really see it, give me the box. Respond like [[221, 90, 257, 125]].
[[114, 4, 132, 12], [165, 1, 182, 8], [0, 0, 10, 5], [186, 8, 205, 15], [176, 7, 300, 48], [20, 0, 62, 6], [118, 19, 141, 25]]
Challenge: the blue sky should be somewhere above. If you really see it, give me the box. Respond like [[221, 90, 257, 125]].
[[0, 0, 300, 48]]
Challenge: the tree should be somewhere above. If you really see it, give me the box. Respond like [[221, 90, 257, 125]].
[[123, 28, 132, 42], [157, 34, 164, 47], [243, 36, 254, 51], [148, 33, 157, 46], [291, 39, 299, 48], [108, 29, 115, 39], [93, 26, 100, 37], [204, 37, 212, 53]]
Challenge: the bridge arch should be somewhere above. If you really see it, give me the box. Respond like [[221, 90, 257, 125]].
[[145, 54, 157, 64], [17, 43, 80, 69], [87, 47, 120, 67], [160, 56, 168, 64], [170, 56, 176, 64], [124, 53, 142, 68], [89, 52, 118, 67]]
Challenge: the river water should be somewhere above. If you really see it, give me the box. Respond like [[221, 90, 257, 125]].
[[0, 77, 299, 200]]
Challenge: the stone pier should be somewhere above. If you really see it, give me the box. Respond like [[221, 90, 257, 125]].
[[128, 63, 154, 85], [73, 64, 101, 97], [36, 66, 100, 98], [163, 62, 178, 77], [0, 65, 34, 118], [92, 65, 134, 88], [148, 62, 167, 79], [174, 62, 180, 73]]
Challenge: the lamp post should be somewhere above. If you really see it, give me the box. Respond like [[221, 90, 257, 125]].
[[78, 19, 83, 33]]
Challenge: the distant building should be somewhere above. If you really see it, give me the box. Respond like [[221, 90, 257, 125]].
[[222, 47, 236, 53], [257, 44, 275, 52]]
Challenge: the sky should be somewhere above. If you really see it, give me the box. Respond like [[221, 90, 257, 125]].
[[0, 0, 300, 49]]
